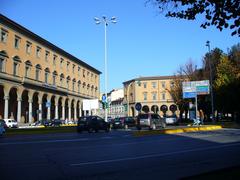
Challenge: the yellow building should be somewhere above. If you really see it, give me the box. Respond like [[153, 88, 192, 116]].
[[123, 76, 177, 117], [0, 14, 101, 124]]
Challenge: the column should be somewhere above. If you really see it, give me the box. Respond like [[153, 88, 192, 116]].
[[55, 105, 58, 119], [68, 106, 71, 121], [39, 101, 42, 121], [74, 105, 77, 121], [79, 102, 82, 117], [62, 105, 65, 120], [28, 99, 33, 123], [4, 96, 9, 120], [17, 97, 22, 123], [47, 104, 51, 120]]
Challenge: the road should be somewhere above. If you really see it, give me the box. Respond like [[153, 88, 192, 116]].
[[1, 128, 240, 180]]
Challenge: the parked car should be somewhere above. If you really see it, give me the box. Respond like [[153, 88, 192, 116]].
[[112, 117, 123, 129], [165, 115, 178, 125], [112, 117, 136, 129], [51, 119, 62, 127], [0, 119, 6, 136], [4, 119, 18, 128], [77, 116, 110, 133], [136, 113, 166, 130]]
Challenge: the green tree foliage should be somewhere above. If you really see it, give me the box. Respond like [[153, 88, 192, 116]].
[[148, 0, 240, 36]]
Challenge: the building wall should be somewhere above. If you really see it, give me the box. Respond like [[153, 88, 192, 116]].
[[123, 76, 177, 117], [0, 14, 101, 123]]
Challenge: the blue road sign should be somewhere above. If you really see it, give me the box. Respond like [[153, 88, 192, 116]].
[[135, 103, 142, 111], [183, 92, 197, 98], [102, 95, 106, 102]]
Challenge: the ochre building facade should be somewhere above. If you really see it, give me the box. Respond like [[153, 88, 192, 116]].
[[0, 14, 101, 124], [123, 76, 177, 117]]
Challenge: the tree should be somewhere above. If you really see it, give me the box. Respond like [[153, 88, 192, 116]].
[[214, 55, 240, 121], [148, 0, 240, 36]]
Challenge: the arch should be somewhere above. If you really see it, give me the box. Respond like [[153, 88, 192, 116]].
[[160, 105, 168, 117], [35, 64, 42, 69], [45, 68, 50, 73], [0, 50, 9, 58], [12, 55, 21, 62], [25, 60, 32, 66], [60, 73, 65, 78], [142, 105, 149, 113], [151, 105, 159, 113], [53, 70, 58, 76], [8, 87, 18, 120], [170, 104, 177, 112]]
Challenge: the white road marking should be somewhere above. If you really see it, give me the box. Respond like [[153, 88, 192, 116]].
[[70, 142, 240, 166]]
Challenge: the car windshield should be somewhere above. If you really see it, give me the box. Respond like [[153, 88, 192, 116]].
[[138, 114, 149, 119]]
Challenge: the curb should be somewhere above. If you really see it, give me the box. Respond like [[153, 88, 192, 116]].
[[133, 125, 222, 137]]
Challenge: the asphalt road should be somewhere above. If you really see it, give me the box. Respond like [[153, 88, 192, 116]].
[[1, 128, 240, 180]]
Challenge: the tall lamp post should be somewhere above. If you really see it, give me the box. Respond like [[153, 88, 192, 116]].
[[94, 16, 117, 122], [206, 40, 215, 123]]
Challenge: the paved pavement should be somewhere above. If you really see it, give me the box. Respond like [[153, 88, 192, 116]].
[[1, 129, 240, 180]]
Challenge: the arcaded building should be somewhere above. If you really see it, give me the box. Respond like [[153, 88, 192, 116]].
[[123, 76, 178, 117], [0, 14, 101, 124]]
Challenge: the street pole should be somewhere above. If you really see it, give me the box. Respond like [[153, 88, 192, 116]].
[[206, 41, 215, 123], [94, 16, 116, 122]]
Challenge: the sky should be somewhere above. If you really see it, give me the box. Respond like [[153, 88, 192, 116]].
[[1, 0, 239, 93]]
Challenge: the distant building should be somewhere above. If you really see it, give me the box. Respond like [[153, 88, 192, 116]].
[[123, 76, 178, 117], [0, 14, 101, 123], [107, 89, 125, 118]]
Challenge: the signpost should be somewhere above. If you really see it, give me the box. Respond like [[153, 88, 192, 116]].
[[182, 80, 210, 123], [135, 103, 142, 112]]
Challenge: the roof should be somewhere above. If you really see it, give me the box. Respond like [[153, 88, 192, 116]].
[[123, 75, 175, 85], [0, 14, 101, 74]]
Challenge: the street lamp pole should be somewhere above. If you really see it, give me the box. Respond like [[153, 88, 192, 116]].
[[206, 40, 215, 123], [94, 16, 116, 122]]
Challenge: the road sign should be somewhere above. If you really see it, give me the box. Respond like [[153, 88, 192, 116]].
[[135, 103, 142, 111], [182, 80, 209, 98], [102, 95, 106, 102]]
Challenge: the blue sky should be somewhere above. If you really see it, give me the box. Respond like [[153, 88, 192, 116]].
[[1, 0, 239, 92]]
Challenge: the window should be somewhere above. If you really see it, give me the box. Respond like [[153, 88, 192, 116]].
[[83, 69, 85, 77], [66, 61, 70, 71], [152, 92, 157, 100], [36, 46, 41, 58], [44, 68, 50, 83], [152, 82, 157, 88], [13, 62, 18, 76], [25, 66, 30, 77], [14, 36, 20, 49], [25, 61, 32, 78], [162, 93, 166, 100], [60, 74, 64, 87], [36, 68, 40, 80], [72, 81, 75, 91], [78, 81, 81, 93], [12, 56, 21, 76], [1, 29, 8, 43], [161, 81, 166, 88], [53, 55, 57, 66], [0, 56, 6, 72], [72, 64, 75, 73], [143, 82, 147, 88], [52, 71, 57, 86], [66, 79, 69, 89], [60, 58, 64, 68], [26, 41, 32, 54], [45, 50, 50, 61], [78, 66, 81, 76], [143, 92, 147, 101]]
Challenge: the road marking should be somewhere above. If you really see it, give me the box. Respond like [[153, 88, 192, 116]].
[[0, 138, 90, 146], [70, 142, 240, 166]]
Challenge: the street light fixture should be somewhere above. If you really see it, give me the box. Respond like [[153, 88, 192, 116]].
[[206, 40, 215, 123], [94, 16, 117, 122]]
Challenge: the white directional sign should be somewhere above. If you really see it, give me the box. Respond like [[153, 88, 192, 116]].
[[182, 80, 209, 98]]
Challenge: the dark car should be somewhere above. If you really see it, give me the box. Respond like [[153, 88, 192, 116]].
[[112, 117, 123, 129], [50, 119, 62, 127], [77, 116, 110, 133], [112, 117, 136, 129], [0, 119, 8, 129], [136, 113, 166, 130]]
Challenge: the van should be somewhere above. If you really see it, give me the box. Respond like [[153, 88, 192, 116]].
[[136, 113, 166, 130]]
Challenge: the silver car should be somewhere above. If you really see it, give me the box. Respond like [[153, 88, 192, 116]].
[[136, 113, 166, 130]]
